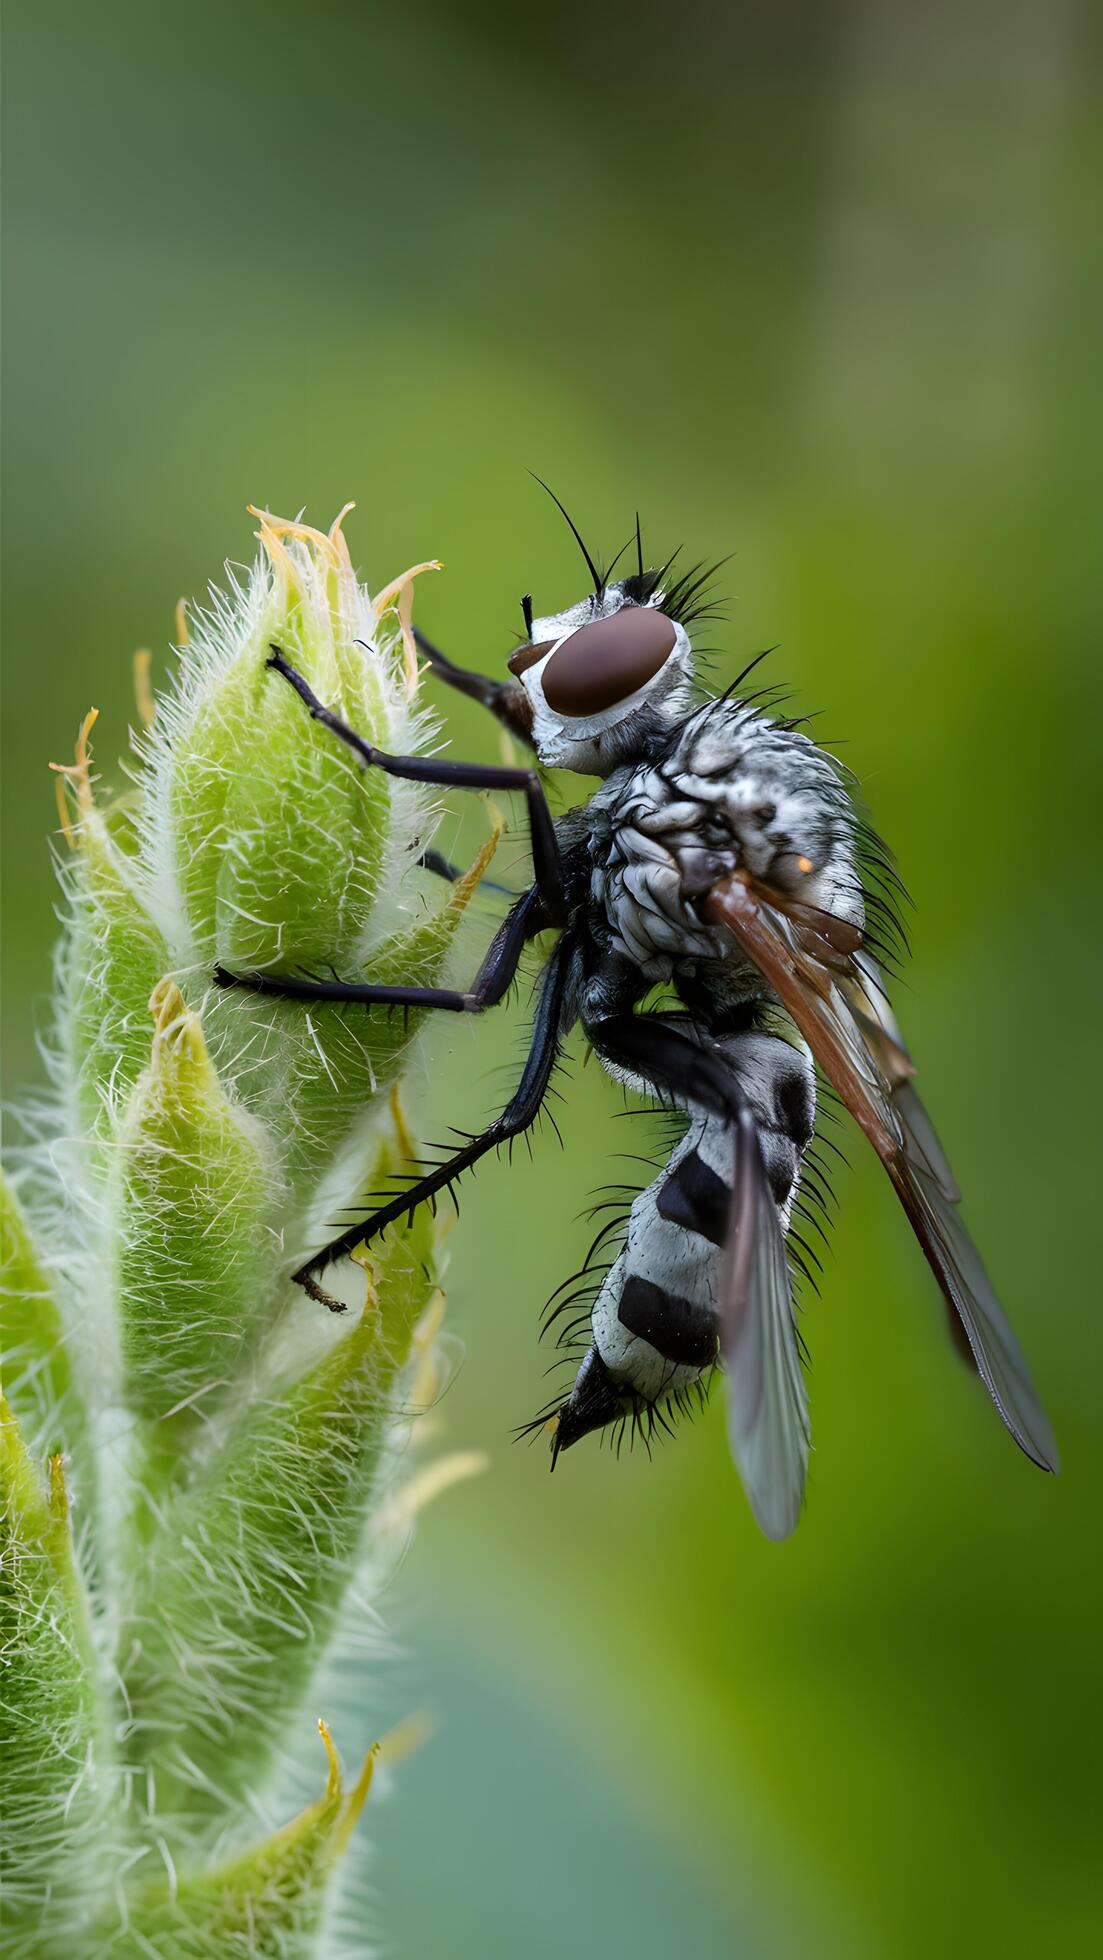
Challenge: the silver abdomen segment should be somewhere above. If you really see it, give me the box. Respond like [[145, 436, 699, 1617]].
[[590, 1031, 815, 1408]]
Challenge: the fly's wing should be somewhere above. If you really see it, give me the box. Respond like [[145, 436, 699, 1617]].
[[723, 1105, 809, 1540], [884, 1147, 1057, 1467], [842, 950, 961, 1202], [704, 872, 1057, 1474]]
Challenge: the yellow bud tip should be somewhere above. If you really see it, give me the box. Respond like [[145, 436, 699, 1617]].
[[317, 1718, 341, 1802], [372, 563, 444, 616], [546, 1413, 561, 1436], [249, 505, 349, 569], [251, 513, 300, 598], [389, 1082, 417, 1168], [48, 1453, 69, 1522], [336, 1741, 382, 1850], [446, 822, 502, 920], [349, 1249, 381, 1321], [149, 977, 187, 1033], [148, 978, 206, 1064], [174, 596, 189, 648], [373, 561, 444, 699], [329, 502, 356, 567], [133, 648, 156, 729], [49, 706, 101, 844]]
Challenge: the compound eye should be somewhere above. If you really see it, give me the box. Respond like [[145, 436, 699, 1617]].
[[507, 639, 554, 678], [541, 607, 678, 717]]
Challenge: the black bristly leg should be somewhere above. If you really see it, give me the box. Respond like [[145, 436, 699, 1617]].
[[294, 935, 573, 1308], [411, 626, 536, 748], [215, 885, 546, 1015], [267, 646, 565, 921], [585, 1011, 745, 1125]]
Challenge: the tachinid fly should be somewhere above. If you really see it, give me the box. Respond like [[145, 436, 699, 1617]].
[[215, 495, 1057, 1538]]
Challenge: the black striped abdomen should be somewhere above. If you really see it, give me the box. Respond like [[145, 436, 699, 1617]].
[[587, 1030, 816, 1407], [618, 1274, 720, 1369]]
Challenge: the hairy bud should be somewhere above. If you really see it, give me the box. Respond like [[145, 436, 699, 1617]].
[[3, 509, 483, 1955]]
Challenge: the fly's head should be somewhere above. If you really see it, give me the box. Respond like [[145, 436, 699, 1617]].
[[506, 577, 695, 777], [503, 487, 729, 775]]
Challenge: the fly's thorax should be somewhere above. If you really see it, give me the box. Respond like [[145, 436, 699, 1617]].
[[588, 700, 864, 974]]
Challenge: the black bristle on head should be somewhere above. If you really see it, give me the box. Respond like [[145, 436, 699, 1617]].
[[658, 555, 732, 629], [619, 548, 676, 610], [601, 532, 636, 589], [617, 545, 728, 629], [530, 474, 605, 596], [528, 486, 729, 629], [521, 593, 534, 638], [647, 545, 682, 603]]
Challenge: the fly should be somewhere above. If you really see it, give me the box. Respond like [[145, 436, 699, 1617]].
[[215, 496, 1057, 1538]]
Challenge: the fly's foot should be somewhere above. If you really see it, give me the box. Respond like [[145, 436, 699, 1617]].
[[296, 1268, 350, 1314]]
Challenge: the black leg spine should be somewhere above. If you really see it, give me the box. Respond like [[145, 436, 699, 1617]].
[[295, 934, 573, 1305], [214, 886, 547, 1016]]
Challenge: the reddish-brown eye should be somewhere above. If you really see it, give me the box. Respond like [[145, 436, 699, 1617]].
[[507, 639, 554, 677], [541, 607, 678, 716]]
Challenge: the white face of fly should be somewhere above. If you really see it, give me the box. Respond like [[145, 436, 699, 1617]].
[[507, 581, 695, 776]]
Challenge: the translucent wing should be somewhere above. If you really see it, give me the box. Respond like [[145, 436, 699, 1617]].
[[705, 871, 1057, 1474], [723, 1106, 809, 1540], [841, 949, 961, 1202]]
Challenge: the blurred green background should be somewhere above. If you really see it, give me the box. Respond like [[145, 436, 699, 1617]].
[[4, 2, 1101, 1954]]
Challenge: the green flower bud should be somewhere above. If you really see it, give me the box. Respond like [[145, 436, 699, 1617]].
[[112, 979, 278, 1458], [96, 1723, 378, 1959], [51, 718, 169, 1171], [0, 1410, 105, 1952], [120, 1121, 437, 1831], [1, 1171, 78, 1461], [7, 507, 486, 1957], [134, 509, 473, 1215], [145, 509, 435, 981]]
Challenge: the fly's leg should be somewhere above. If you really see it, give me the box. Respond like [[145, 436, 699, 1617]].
[[215, 885, 546, 1016], [412, 626, 536, 747], [267, 646, 564, 917], [216, 648, 561, 1002], [416, 847, 520, 898], [292, 936, 572, 1307], [585, 1011, 745, 1124]]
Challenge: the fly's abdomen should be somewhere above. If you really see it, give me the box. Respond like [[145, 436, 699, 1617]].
[[587, 1031, 815, 1412]]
